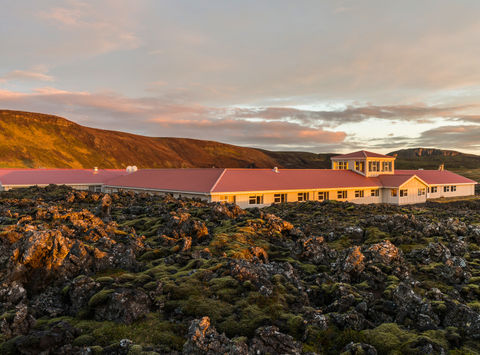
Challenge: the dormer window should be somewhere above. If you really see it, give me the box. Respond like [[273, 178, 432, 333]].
[[354, 161, 365, 173], [369, 161, 380, 172], [383, 161, 392, 172]]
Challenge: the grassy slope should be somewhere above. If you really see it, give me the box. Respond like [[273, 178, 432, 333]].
[[0, 110, 278, 169], [1, 110, 479, 182]]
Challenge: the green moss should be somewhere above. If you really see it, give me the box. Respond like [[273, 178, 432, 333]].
[[128, 344, 143, 355], [75, 314, 185, 350], [73, 334, 95, 346], [143, 281, 158, 290], [96, 276, 114, 285], [364, 227, 390, 244], [88, 289, 114, 308], [468, 301, 480, 311], [118, 273, 135, 283]]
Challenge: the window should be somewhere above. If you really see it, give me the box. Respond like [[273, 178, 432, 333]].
[[368, 161, 380, 172], [355, 161, 365, 172], [383, 161, 392, 172], [418, 188, 426, 196], [249, 195, 264, 205], [444, 186, 450, 192], [400, 189, 408, 197], [219, 195, 236, 203], [451, 186, 457, 192], [355, 190, 364, 198], [274, 193, 287, 203], [337, 161, 348, 170], [430, 186, 437, 193], [391, 189, 398, 197], [297, 192, 309, 201], [318, 191, 330, 201], [337, 190, 347, 199], [371, 189, 379, 197]]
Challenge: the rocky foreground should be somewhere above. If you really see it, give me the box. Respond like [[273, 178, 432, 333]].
[[0, 186, 479, 354]]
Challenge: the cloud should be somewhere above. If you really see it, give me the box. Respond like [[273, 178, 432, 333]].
[[37, 0, 141, 55], [0, 68, 54, 83], [415, 125, 480, 150], [0, 87, 346, 151], [230, 104, 478, 127], [2, 85, 480, 153]]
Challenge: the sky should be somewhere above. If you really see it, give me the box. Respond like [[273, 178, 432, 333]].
[[1, 0, 480, 154]]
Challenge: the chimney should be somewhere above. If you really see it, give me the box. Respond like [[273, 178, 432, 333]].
[[93, 167, 98, 174], [438, 164, 444, 171], [273, 167, 279, 173]]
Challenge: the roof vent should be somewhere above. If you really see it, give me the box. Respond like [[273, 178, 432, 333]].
[[126, 166, 138, 173], [273, 167, 279, 173], [93, 167, 98, 174]]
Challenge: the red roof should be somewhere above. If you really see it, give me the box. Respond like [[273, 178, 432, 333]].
[[395, 170, 477, 185], [378, 174, 427, 188], [105, 169, 225, 193], [0, 169, 127, 186], [212, 169, 381, 193], [332, 150, 394, 159], [106, 168, 382, 193]]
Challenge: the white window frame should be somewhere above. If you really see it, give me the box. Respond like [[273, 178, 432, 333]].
[[249, 195, 264, 205], [444, 186, 450, 192], [418, 188, 426, 196], [318, 191, 329, 201], [337, 190, 347, 199], [400, 189, 408, 197], [451, 185, 457, 192], [297, 192, 309, 202], [354, 190, 364, 198], [371, 189, 379, 197], [274, 193, 287, 203]]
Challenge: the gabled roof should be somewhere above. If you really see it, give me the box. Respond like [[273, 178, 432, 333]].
[[0, 169, 127, 186], [105, 168, 225, 193], [105, 168, 382, 194], [211, 169, 381, 193], [332, 150, 394, 159], [395, 170, 477, 185], [378, 174, 428, 188]]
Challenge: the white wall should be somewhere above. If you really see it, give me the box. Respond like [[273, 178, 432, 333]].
[[396, 179, 428, 205], [212, 188, 383, 208], [427, 184, 475, 199]]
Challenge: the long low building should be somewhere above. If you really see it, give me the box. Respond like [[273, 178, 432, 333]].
[[102, 151, 477, 207], [0, 168, 127, 192], [0, 151, 477, 207]]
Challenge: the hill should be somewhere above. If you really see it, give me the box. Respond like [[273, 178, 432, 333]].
[[0, 110, 479, 184], [389, 148, 480, 169], [0, 110, 279, 169]]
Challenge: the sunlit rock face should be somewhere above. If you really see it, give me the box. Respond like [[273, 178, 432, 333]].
[[0, 186, 479, 354]]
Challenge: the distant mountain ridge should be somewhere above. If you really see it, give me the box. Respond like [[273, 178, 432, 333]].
[[390, 148, 473, 158], [0, 110, 479, 179]]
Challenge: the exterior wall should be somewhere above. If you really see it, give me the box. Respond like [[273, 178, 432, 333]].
[[212, 187, 383, 208], [427, 184, 475, 199], [396, 179, 428, 205], [2, 184, 99, 191], [331, 157, 395, 177], [381, 188, 399, 204]]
